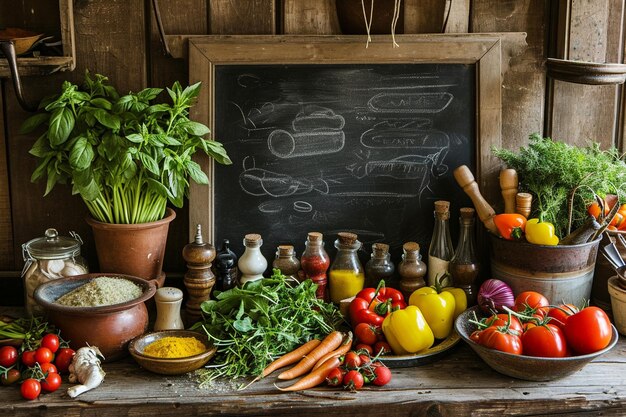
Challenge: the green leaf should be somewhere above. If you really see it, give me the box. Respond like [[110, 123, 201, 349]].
[[139, 152, 159, 176], [146, 104, 171, 114], [20, 113, 49, 134], [186, 160, 208, 184], [72, 169, 100, 201], [47, 107, 75, 146], [181, 121, 210, 136], [94, 109, 121, 130], [138, 88, 163, 101], [125, 133, 144, 144], [146, 177, 168, 197], [120, 151, 137, 179], [90, 98, 112, 110], [69, 137, 94, 170], [100, 133, 123, 161], [204, 140, 232, 165], [181, 82, 202, 101], [29, 134, 52, 158], [31, 156, 52, 182], [233, 316, 253, 333], [44, 164, 61, 196], [161, 136, 182, 146]]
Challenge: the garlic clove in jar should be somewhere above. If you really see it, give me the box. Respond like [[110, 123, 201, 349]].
[[61, 262, 87, 277]]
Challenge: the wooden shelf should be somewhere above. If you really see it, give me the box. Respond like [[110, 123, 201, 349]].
[[0, 56, 74, 77]]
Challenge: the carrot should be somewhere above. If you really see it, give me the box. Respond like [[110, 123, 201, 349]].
[[277, 331, 344, 380], [242, 339, 321, 389], [312, 332, 353, 371], [275, 356, 341, 392]]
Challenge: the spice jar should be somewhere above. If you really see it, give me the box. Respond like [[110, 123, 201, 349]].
[[238, 234, 268, 285], [329, 232, 364, 303], [154, 287, 184, 331], [364, 243, 395, 289], [398, 242, 427, 300], [301, 232, 331, 300], [272, 245, 300, 281], [22, 228, 88, 316]]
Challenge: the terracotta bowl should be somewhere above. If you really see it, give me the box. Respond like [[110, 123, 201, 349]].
[[128, 330, 217, 375], [34, 273, 157, 362], [455, 306, 619, 381]]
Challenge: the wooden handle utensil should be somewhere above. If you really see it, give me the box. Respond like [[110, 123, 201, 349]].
[[499, 169, 518, 214], [453, 165, 498, 235], [515, 192, 532, 219]]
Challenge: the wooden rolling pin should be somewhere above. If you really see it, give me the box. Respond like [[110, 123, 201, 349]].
[[453, 165, 498, 235], [499, 169, 518, 214]]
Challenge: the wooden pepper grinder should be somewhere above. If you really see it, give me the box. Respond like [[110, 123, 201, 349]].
[[182, 224, 215, 326], [516, 192, 533, 219], [453, 165, 499, 235], [499, 169, 518, 214]]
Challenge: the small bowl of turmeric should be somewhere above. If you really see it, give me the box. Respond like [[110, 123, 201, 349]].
[[128, 330, 217, 375]]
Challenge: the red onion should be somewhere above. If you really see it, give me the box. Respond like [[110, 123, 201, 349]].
[[477, 279, 515, 313]]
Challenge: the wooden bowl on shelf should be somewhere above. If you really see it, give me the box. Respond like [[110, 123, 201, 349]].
[[128, 330, 216, 375], [0, 28, 44, 55]]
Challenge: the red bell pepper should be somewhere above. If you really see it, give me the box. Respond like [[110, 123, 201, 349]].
[[349, 282, 407, 327]]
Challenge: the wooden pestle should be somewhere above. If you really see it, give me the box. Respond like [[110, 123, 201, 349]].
[[453, 165, 498, 235], [499, 169, 518, 214]]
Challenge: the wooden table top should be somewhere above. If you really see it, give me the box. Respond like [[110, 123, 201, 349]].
[[2, 334, 626, 417]]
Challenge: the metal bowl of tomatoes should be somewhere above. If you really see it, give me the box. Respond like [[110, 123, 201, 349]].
[[455, 306, 619, 381]]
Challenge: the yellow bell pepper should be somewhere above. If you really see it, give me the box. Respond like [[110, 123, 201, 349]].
[[525, 218, 559, 246], [409, 286, 456, 339], [442, 287, 467, 319], [381, 305, 434, 355]]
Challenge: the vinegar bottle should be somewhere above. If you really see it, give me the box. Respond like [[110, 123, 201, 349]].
[[428, 200, 454, 287], [329, 232, 364, 303], [300, 232, 330, 300], [449, 207, 480, 305]]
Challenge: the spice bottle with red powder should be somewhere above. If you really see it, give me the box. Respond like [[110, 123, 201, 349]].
[[300, 232, 330, 301]]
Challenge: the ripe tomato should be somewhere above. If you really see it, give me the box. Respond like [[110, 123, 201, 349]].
[[484, 313, 523, 334], [521, 324, 567, 357], [372, 365, 392, 386], [54, 348, 75, 373], [20, 378, 41, 400], [564, 307, 613, 354], [40, 362, 58, 375], [0, 368, 21, 386], [41, 372, 62, 393], [514, 291, 549, 317], [547, 304, 579, 330], [35, 347, 54, 365], [40, 334, 60, 354], [354, 322, 379, 345], [326, 367, 345, 387], [373, 341, 392, 355], [344, 351, 362, 369], [21, 350, 37, 367], [0, 346, 18, 368], [358, 353, 371, 365], [478, 327, 522, 355], [343, 370, 364, 390], [354, 343, 373, 355]]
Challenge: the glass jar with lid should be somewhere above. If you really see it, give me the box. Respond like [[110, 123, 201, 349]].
[[272, 245, 300, 282], [329, 232, 365, 303], [22, 228, 89, 316]]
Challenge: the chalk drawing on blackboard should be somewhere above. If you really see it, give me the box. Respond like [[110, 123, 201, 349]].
[[258, 201, 283, 214], [293, 201, 313, 213], [268, 106, 346, 159], [236, 73, 272, 89], [367, 92, 453, 114], [239, 156, 331, 198], [230, 101, 277, 141], [360, 120, 450, 150]]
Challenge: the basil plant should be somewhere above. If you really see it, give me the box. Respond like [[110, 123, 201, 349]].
[[21, 72, 231, 224]]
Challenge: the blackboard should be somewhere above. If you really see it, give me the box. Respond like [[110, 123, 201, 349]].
[[187, 35, 503, 266], [213, 63, 475, 263]]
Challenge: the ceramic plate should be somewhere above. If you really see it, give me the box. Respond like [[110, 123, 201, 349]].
[[378, 330, 461, 368]]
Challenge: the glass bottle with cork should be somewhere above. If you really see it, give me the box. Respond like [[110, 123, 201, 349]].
[[398, 241, 427, 300], [273, 245, 301, 282], [238, 233, 268, 285], [428, 200, 454, 287], [449, 207, 480, 305], [364, 243, 395, 289], [329, 232, 365, 303], [300, 232, 330, 300]]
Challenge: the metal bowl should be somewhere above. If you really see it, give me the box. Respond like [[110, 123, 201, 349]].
[[128, 330, 217, 375], [455, 306, 619, 381], [34, 273, 156, 361]]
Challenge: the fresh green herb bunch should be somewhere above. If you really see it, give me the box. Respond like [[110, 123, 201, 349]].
[[21, 72, 231, 224], [493, 133, 626, 237], [191, 270, 344, 386]]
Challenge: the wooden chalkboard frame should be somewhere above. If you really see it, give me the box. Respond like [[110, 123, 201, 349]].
[[187, 34, 503, 243]]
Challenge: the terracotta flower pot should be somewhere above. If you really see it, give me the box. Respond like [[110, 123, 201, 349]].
[[336, 0, 404, 35], [86, 208, 176, 283]]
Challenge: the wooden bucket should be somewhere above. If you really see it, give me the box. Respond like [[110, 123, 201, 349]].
[[593, 231, 626, 312], [490, 234, 600, 305]]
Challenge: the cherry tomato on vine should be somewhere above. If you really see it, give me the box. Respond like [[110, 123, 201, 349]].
[[40, 362, 58, 375], [35, 347, 54, 365], [547, 304, 579, 330], [522, 324, 567, 357], [484, 313, 523, 334], [373, 341, 392, 355], [354, 343, 373, 355], [564, 306, 613, 354], [344, 351, 362, 369], [0, 345, 18, 368], [20, 378, 41, 400], [478, 327, 522, 355], [0, 368, 21, 386], [54, 348, 75, 373], [40, 334, 60, 354], [372, 365, 392, 386], [21, 350, 37, 367], [41, 372, 62, 393], [326, 367, 345, 387], [343, 370, 364, 390], [514, 291, 549, 317], [354, 322, 379, 345]]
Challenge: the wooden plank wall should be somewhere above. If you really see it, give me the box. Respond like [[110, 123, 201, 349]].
[[1, 0, 625, 304]]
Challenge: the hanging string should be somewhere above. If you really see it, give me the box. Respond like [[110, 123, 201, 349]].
[[391, 0, 401, 48], [361, 0, 374, 48]]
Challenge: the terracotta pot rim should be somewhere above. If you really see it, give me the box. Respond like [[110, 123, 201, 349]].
[[489, 232, 601, 250], [85, 207, 176, 230], [34, 273, 157, 315]]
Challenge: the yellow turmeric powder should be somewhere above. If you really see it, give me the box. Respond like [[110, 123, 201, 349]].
[[143, 336, 206, 358]]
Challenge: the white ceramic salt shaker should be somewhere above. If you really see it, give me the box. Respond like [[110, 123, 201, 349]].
[[154, 287, 184, 331], [238, 234, 268, 285]]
